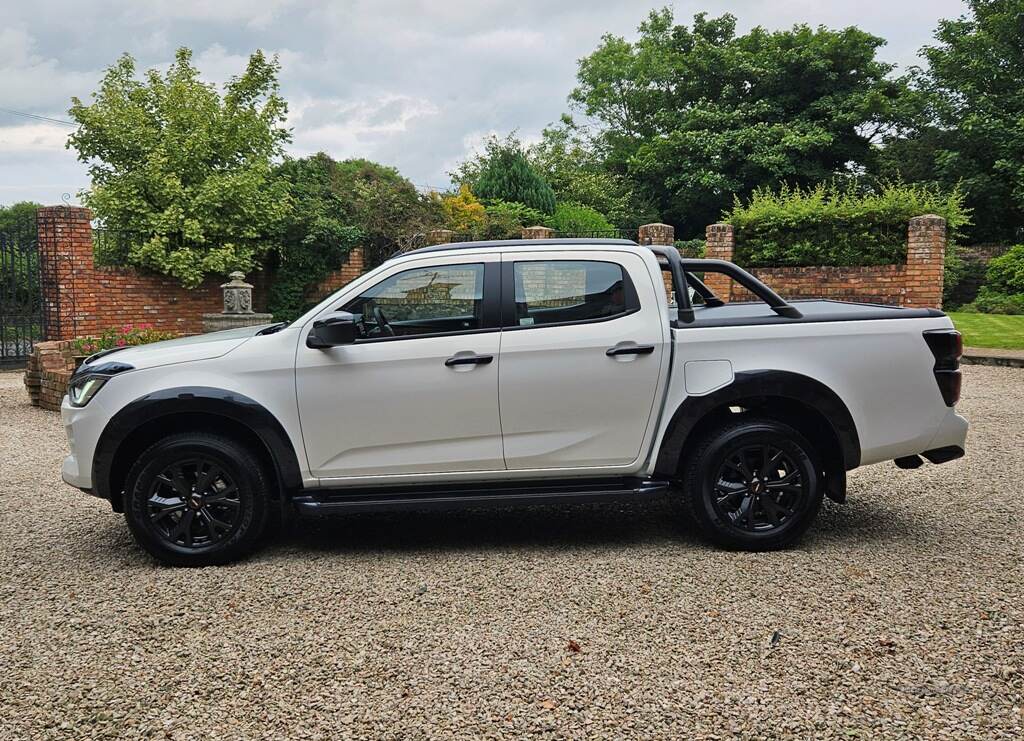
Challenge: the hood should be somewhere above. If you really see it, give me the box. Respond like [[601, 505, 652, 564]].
[[79, 324, 274, 373]]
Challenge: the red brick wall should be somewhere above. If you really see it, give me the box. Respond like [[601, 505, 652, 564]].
[[37, 206, 366, 340]]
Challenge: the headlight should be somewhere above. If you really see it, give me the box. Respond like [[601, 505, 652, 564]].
[[66, 361, 134, 407], [68, 375, 109, 407]]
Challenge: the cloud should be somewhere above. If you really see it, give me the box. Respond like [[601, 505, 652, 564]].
[[0, 124, 70, 153], [0, 0, 969, 206]]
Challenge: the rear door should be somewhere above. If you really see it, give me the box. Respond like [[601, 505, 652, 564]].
[[497, 250, 667, 470]]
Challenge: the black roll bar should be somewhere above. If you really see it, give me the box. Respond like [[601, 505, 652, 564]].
[[646, 247, 802, 323]]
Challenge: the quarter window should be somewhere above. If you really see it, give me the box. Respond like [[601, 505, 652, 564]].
[[344, 263, 485, 339], [513, 260, 632, 326]]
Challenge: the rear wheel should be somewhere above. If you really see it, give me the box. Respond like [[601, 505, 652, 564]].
[[124, 433, 271, 566], [677, 417, 823, 551]]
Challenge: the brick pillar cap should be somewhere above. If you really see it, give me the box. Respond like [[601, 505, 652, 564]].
[[707, 223, 734, 232], [639, 222, 673, 229], [37, 205, 92, 218], [909, 214, 946, 226]]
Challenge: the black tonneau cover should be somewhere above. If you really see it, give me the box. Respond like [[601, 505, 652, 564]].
[[681, 299, 944, 328]]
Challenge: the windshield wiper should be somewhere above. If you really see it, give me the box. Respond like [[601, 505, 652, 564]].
[[256, 322, 289, 335]]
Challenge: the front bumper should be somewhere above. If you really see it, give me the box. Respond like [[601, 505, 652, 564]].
[[60, 395, 93, 490]]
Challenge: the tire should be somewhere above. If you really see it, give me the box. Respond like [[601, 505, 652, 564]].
[[123, 433, 272, 566], [676, 416, 823, 551]]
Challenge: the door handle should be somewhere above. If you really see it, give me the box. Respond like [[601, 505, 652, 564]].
[[606, 344, 655, 357], [445, 353, 494, 367]]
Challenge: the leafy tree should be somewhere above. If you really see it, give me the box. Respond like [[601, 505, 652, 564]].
[[331, 158, 442, 264], [883, 0, 1024, 243], [454, 135, 556, 214], [68, 48, 292, 288], [570, 10, 917, 236], [268, 154, 362, 321], [0, 202, 40, 234], [528, 123, 657, 228]]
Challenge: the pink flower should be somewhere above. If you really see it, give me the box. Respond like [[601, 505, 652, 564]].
[[122, 324, 133, 333], [116, 339, 127, 347]]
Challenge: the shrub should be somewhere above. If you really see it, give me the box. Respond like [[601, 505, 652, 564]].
[[971, 288, 1024, 315], [440, 185, 487, 234], [72, 324, 177, 355], [546, 202, 614, 234], [985, 245, 1024, 296], [675, 238, 706, 258], [481, 200, 547, 239], [725, 181, 970, 267]]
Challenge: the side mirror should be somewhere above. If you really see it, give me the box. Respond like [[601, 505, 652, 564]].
[[307, 311, 357, 348]]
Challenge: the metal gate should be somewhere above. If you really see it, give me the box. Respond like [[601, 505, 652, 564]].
[[0, 211, 44, 366]]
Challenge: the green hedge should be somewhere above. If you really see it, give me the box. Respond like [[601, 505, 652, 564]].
[[724, 181, 970, 267]]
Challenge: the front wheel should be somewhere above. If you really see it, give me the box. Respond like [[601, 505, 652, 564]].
[[677, 417, 823, 551], [124, 433, 271, 566]]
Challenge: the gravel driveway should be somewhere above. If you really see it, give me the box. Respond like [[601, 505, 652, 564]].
[[0, 366, 1021, 740]]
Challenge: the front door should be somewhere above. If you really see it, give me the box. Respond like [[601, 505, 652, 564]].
[[497, 251, 667, 470], [295, 255, 504, 480]]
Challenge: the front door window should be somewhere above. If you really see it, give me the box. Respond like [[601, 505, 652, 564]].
[[344, 263, 485, 339]]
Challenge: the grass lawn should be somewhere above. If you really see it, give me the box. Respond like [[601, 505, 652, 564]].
[[948, 312, 1024, 350]]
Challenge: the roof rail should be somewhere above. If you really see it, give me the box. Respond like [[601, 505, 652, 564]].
[[389, 237, 638, 261]]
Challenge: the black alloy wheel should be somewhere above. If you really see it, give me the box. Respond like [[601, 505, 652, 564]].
[[124, 433, 271, 566], [712, 444, 805, 532], [146, 458, 243, 548], [677, 417, 823, 551]]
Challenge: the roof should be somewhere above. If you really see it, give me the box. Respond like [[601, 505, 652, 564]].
[[392, 237, 640, 260]]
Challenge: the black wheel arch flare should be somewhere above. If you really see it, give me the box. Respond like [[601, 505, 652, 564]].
[[654, 370, 862, 477], [92, 386, 303, 505]]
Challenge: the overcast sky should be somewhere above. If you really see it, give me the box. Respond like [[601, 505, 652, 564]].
[[1, 0, 969, 207]]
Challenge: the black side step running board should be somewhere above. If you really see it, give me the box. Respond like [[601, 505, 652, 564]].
[[292, 478, 670, 516]]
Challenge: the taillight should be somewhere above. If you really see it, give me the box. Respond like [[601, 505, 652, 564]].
[[923, 329, 963, 406]]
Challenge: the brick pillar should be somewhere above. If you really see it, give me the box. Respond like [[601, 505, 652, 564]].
[[36, 206, 97, 340], [425, 228, 455, 246], [637, 222, 674, 246], [704, 223, 735, 300], [521, 225, 554, 239], [639, 223, 676, 299], [905, 215, 946, 309]]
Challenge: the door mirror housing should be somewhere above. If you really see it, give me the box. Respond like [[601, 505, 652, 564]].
[[307, 311, 358, 348]]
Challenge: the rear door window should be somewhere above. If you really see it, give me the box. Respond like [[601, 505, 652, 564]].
[[511, 260, 636, 327]]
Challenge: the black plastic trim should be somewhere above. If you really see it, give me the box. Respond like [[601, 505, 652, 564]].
[[70, 360, 134, 380], [394, 237, 639, 260], [653, 370, 861, 475], [295, 477, 670, 515], [91, 387, 303, 503]]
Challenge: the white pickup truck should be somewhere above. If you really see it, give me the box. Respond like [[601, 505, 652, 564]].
[[61, 238, 968, 566]]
